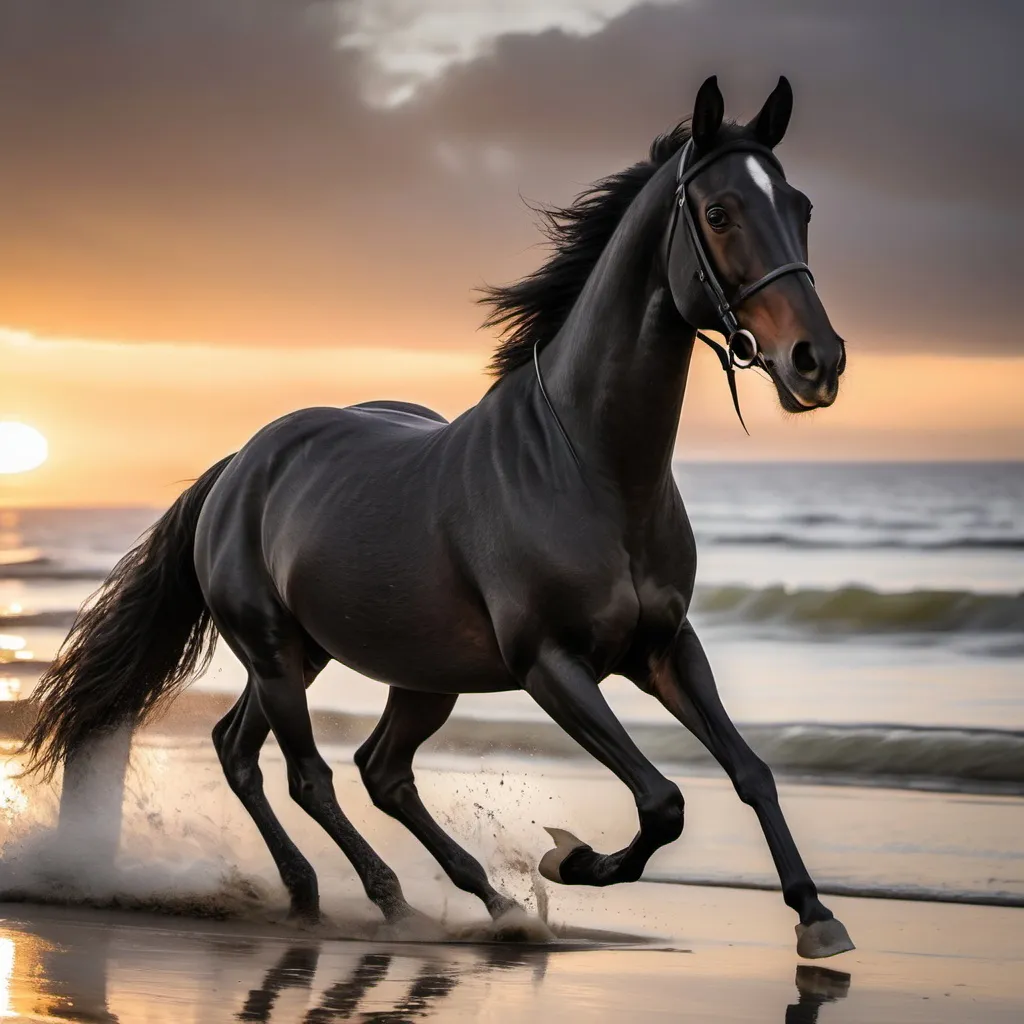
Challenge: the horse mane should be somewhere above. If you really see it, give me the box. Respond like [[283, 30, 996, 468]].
[[479, 121, 694, 379]]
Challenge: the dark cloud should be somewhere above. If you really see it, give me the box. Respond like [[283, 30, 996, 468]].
[[419, 0, 1024, 351], [0, 0, 1020, 353]]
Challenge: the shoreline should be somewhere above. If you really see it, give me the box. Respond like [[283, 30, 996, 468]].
[[1, 692, 1022, 797]]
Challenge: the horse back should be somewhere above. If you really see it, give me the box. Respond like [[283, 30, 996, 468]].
[[195, 404, 512, 691]]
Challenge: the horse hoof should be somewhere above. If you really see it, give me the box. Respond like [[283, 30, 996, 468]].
[[287, 903, 321, 926], [538, 827, 588, 884], [492, 907, 555, 943], [796, 917, 855, 959], [384, 905, 446, 942]]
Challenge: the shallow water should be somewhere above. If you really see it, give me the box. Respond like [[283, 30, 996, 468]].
[[0, 880, 1022, 1022], [0, 733, 1022, 1020]]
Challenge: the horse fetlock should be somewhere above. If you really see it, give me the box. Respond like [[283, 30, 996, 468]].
[[378, 890, 417, 924], [784, 879, 826, 921], [365, 861, 406, 906], [637, 782, 685, 842], [282, 862, 320, 921], [486, 893, 521, 920]]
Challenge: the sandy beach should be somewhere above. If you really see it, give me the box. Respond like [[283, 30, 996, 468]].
[[0, 881, 1021, 1022], [2, 473, 1023, 1021], [0, 736, 1021, 1022]]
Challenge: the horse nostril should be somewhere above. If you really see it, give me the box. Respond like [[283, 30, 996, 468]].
[[791, 340, 819, 379]]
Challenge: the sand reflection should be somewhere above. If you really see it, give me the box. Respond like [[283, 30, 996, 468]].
[[0, 907, 857, 1024]]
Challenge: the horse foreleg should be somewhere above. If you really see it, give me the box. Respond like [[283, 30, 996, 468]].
[[649, 621, 854, 959], [354, 687, 526, 932], [523, 646, 684, 886]]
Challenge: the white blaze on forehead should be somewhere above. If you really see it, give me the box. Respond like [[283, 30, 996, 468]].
[[745, 155, 775, 206]]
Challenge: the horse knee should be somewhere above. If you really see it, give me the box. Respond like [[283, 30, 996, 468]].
[[733, 757, 777, 806], [638, 781, 685, 843]]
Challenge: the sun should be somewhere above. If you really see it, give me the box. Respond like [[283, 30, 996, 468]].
[[0, 422, 48, 474]]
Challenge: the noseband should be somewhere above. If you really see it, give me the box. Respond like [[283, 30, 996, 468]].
[[665, 137, 815, 431]]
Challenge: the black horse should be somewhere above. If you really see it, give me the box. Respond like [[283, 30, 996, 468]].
[[24, 77, 852, 958]]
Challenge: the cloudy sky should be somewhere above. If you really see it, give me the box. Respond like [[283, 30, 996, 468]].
[[2, 0, 1021, 504]]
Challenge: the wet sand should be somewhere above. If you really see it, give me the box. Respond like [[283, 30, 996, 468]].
[[0, 884, 1022, 1023], [0, 739, 1021, 1021]]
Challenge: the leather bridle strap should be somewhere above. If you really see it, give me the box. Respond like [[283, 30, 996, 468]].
[[695, 329, 749, 433], [534, 340, 581, 467], [733, 261, 814, 308], [666, 137, 815, 432]]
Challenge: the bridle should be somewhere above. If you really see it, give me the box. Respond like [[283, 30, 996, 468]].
[[665, 137, 815, 431], [533, 135, 819, 463]]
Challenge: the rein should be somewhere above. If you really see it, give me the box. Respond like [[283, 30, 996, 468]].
[[533, 340, 581, 467], [666, 137, 815, 433]]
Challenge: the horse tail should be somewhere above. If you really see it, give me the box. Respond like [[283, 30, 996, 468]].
[[21, 455, 235, 780]]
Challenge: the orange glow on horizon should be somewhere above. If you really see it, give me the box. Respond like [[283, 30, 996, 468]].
[[3, 327, 1022, 507]]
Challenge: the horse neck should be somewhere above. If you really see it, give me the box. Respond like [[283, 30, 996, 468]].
[[541, 160, 695, 503]]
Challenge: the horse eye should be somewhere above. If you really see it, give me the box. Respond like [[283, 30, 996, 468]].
[[706, 205, 729, 229]]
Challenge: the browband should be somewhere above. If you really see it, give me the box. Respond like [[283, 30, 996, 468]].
[[676, 138, 784, 190]]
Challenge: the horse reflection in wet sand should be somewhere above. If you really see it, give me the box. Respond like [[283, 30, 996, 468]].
[[235, 946, 851, 1024], [0, 916, 856, 1023], [237, 948, 461, 1024], [22, 76, 852, 957]]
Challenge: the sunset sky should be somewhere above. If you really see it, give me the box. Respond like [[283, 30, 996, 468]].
[[1, 0, 1022, 507]]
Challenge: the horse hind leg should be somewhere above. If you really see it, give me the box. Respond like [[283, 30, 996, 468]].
[[212, 682, 320, 921], [355, 687, 539, 937], [227, 617, 415, 925]]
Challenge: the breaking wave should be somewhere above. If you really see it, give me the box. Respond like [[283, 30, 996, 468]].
[[167, 706, 1020, 791], [4, 693, 1020, 790], [0, 610, 77, 628], [0, 556, 108, 581], [690, 584, 1024, 635], [427, 719, 1024, 790], [693, 531, 1024, 551]]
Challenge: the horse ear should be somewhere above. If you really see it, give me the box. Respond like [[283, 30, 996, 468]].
[[691, 75, 725, 151], [749, 76, 793, 148]]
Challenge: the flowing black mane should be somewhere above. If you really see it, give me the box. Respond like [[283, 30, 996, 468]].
[[480, 122, 693, 379]]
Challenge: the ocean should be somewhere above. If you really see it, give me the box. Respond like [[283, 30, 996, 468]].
[[1, 460, 1023, 913], [2, 461, 1022, 780]]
